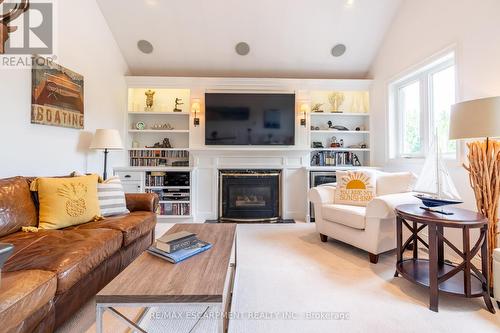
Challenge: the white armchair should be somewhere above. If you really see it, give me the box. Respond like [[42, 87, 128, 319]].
[[309, 171, 420, 263]]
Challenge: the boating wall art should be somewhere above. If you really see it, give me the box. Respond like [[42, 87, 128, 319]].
[[31, 56, 84, 129]]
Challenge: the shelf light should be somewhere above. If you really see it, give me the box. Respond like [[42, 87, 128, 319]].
[[191, 98, 200, 127]]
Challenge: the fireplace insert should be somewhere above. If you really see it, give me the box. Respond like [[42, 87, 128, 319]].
[[219, 170, 281, 222]]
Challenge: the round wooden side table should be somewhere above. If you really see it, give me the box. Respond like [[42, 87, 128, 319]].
[[394, 204, 495, 313]]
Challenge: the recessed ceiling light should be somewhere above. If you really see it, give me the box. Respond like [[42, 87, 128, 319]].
[[137, 40, 154, 54], [331, 44, 347, 57], [235, 42, 250, 56], [345, 0, 355, 7]]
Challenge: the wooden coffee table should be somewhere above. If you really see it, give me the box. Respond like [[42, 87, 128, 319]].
[[96, 223, 237, 333]]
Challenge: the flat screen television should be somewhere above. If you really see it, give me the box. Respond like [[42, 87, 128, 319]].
[[205, 93, 295, 145]]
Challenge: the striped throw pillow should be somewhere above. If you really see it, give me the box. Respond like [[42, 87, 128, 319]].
[[97, 177, 130, 217]]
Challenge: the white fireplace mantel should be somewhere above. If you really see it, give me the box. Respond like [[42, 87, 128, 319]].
[[190, 148, 310, 221]]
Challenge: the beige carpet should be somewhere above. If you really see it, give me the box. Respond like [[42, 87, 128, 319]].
[[59, 223, 499, 333], [229, 224, 499, 332]]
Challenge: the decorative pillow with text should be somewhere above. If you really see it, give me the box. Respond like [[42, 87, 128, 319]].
[[334, 170, 376, 207]]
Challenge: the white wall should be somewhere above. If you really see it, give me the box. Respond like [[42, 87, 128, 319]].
[[370, 0, 500, 211], [369, 0, 500, 250], [0, 0, 128, 178]]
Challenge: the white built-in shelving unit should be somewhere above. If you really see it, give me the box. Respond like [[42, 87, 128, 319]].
[[114, 77, 374, 222], [307, 90, 371, 169], [118, 88, 193, 220]]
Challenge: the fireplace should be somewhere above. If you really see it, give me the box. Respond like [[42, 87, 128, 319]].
[[219, 169, 281, 222]]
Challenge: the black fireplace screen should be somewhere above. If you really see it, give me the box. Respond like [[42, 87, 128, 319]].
[[219, 170, 281, 221]]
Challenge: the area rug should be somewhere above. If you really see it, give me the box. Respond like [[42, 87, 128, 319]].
[[58, 224, 500, 333], [227, 224, 499, 332]]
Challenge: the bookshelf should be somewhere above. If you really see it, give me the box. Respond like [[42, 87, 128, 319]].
[[308, 90, 371, 169], [126, 88, 191, 167], [120, 88, 193, 220]]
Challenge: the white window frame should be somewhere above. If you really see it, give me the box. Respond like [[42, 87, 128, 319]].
[[389, 52, 457, 160]]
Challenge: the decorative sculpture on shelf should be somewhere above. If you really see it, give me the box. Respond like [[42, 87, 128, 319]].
[[348, 143, 368, 149], [173, 98, 184, 112], [0, 0, 29, 54], [327, 121, 348, 131], [311, 103, 324, 113], [146, 138, 172, 149], [328, 92, 345, 113], [352, 154, 361, 166], [151, 123, 174, 130], [330, 136, 340, 148], [145, 89, 155, 111]]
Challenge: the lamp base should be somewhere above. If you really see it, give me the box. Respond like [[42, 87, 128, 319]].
[[103, 148, 109, 181], [465, 138, 499, 289]]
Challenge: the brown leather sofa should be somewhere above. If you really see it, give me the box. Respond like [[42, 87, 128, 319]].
[[0, 176, 159, 333]]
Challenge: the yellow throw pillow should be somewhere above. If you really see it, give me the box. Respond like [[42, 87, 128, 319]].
[[334, 170, 376, 207], [37, 174, 101, 229]]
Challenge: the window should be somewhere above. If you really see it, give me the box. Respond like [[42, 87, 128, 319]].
[[390, 53, 457, 159]]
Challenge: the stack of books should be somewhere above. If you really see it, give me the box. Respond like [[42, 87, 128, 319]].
[[147, 231, 212, 264]]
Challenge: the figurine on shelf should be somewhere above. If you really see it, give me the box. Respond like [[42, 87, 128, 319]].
[[348, 142, 368, 149], [312, 142, 323, 148], [311, 153, 320, 166], [173, 98, 184, 112], [330, 136, 341, 148], [339, 139, 344, 147], [146, 138, 172, 149], [311, 103, 324, 113], [352, 154, 361, 166], [151, 123, 174, 130], [145, 89, 155, 111], [327, 121, 348, 131], [328, 92, 345, 113]]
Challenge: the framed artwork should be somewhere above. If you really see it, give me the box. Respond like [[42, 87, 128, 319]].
[[31, 56, 84, 129]]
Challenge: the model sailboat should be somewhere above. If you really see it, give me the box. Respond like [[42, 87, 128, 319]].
[[414, 138, 462, 215]]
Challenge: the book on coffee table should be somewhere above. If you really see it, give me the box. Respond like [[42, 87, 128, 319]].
[[147, 240, 212, 264], [156, 231, 197, 253]]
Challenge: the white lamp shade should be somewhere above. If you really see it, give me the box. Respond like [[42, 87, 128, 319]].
[[89, 129, 123, 150], [449, 96, 500, 140]]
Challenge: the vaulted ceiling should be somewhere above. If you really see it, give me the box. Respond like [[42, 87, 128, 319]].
[[97, 0, 402, 78]]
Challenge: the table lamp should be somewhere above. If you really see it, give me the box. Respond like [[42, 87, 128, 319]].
[[449, 96, 500, 288], [89, 129, 123, 180]]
